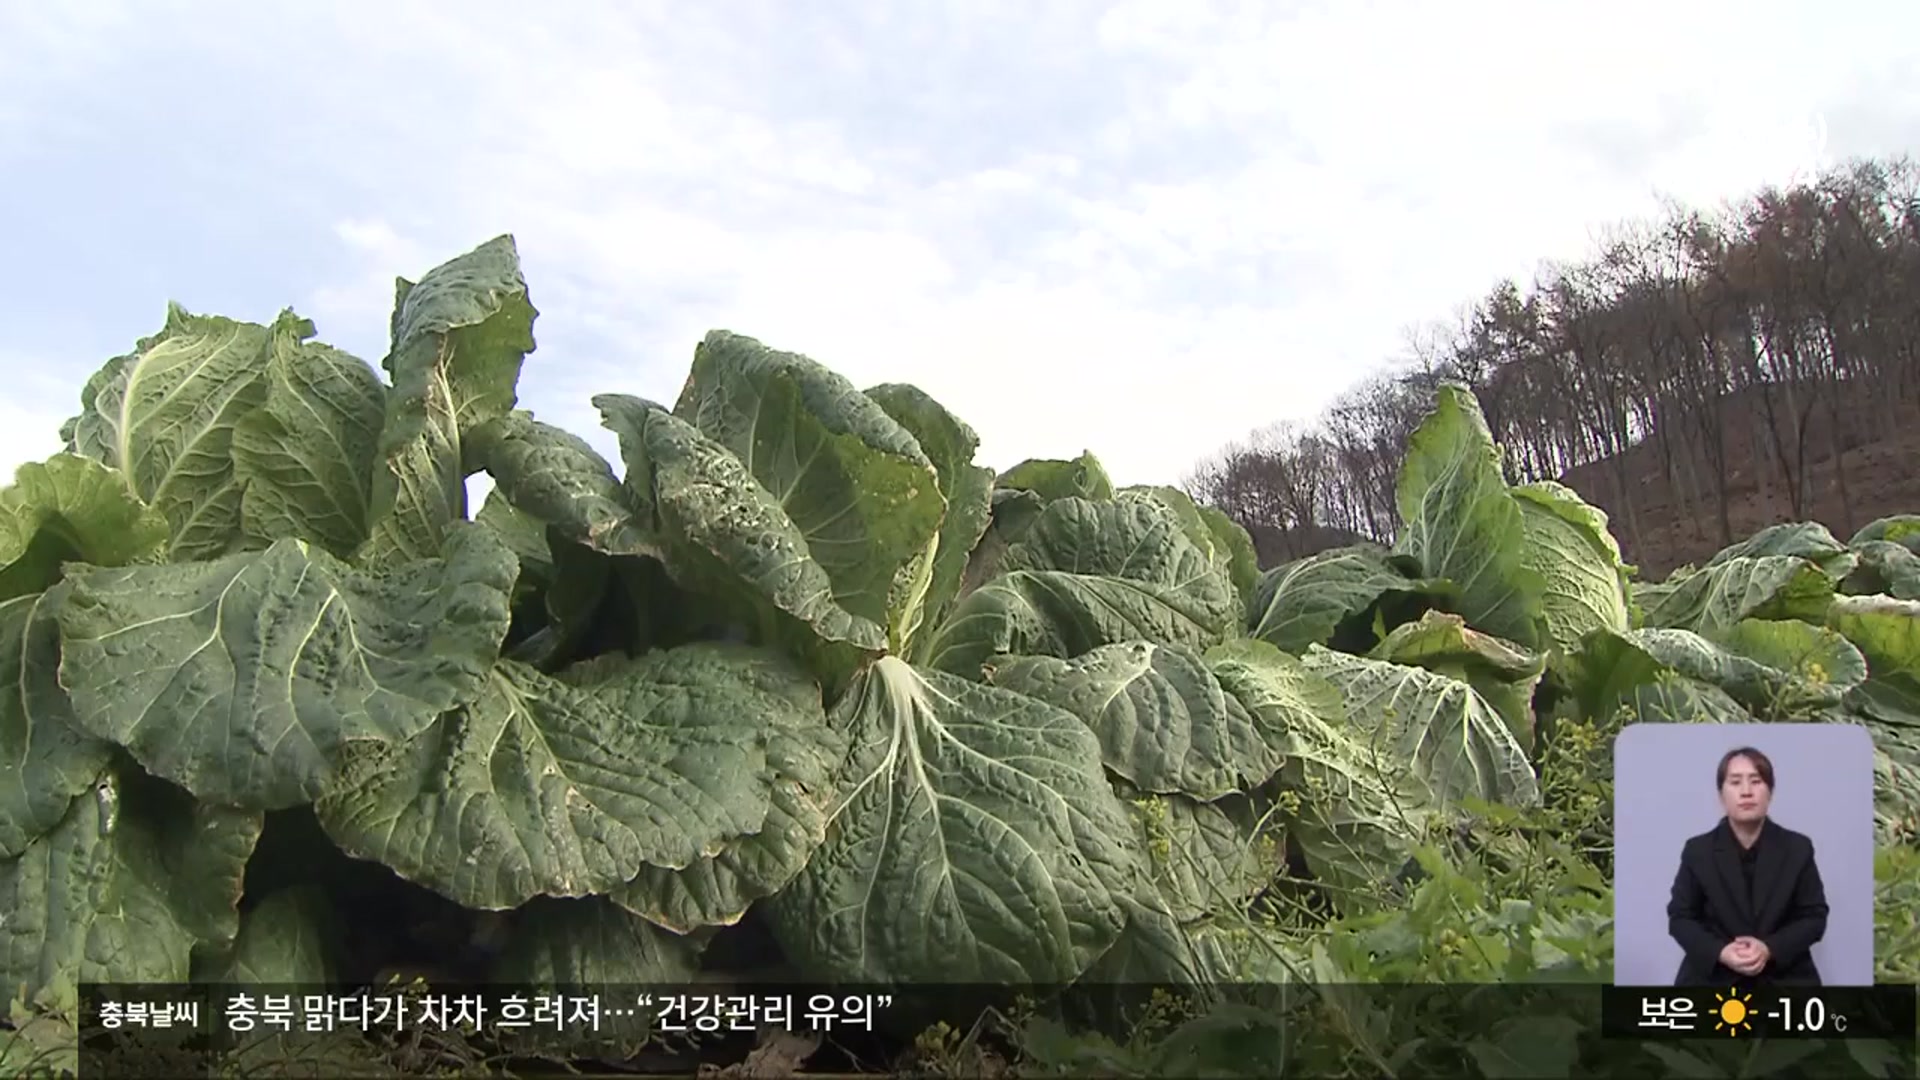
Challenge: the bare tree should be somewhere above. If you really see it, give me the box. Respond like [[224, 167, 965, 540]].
[[1187, 154, 1920, 576]]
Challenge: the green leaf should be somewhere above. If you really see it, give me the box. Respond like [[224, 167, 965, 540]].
[[467, 411, 654, 557], [1190, 638, 1505, 907], [55, 522, 516, 810], [510, 540, 701, 669], [1637, 556, 1835, 636], [1368, 611, 1547, 752], [1623, 623, 1861, 717], [1082, 899, 1305, 991], [926, 497, 1239, 679], [1511, 480, 1632, 655], [1715, 617, 1869, 693], [1204, 639, 1351, 748], [0, 588, 109, 858], [952, 488, 1044, 601], [231, 313, 387, 559], [491, 896, 703, 988], [1246, 543, 1448, 655], [1119, 486, 1256, 635], [67, 303, 272, 561], [316, 643, 828, 912], [596, 394, 887, 658], [1075, 900, 1225, 988], [1120, 487, 1220, 561], [612, 700, 842, 933], [475, 488, 553, 587], [0, 1001, 78, 1079], [0, 454, 168, 602], [672, 332, 945, 640], [1013, 1016, 1146, 1076], [864, 383, 995, 661], [1825, 595, 1920, 727], [1845, 540, 1920, 601], [1708, 521, 1857, 581], [767, 657, 1141, 983], [600, 552, 721, 659], [1143, 1002, 1291, 1078], [1562, 629, 1754, 727], [987, 486, 1047, 542], [1621, 678, 1754, 725], [0, 766, 260, 1010], [1873, 732, 1920, 842], [201, 885, 340, 984], [1200, 641, 1436, 904], [364, 235, 538, 562], [1123, 791, 1277, 923], [1852, 515, 1920, 555], [1298, 646, 1541, 810], [1196, 504, 1261, 604], [987, 641, 1309, 800], [1392, 384, 1546, 647], [997, 452, 1113, 502], [1466, 1015, 1584, 1078]]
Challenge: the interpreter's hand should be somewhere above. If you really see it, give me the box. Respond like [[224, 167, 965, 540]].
[[1734, 936, 1771, 973], [1720, 937, 1766, 976], [1718, 940, 1749, 971]]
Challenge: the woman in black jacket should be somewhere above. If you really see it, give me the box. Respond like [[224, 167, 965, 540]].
[[1665, 746, 1830, 987]]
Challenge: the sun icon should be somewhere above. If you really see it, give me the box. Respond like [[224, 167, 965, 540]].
[[1713, 988, 1754, 1036]]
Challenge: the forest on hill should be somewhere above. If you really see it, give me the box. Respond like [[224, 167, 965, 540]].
[[1188, 155, 1920, 579]]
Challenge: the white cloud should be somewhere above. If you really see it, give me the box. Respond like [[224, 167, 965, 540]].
[[0, 360, 81, 485], [2, 0, 1916, 488], [305, 219, 435, 331]]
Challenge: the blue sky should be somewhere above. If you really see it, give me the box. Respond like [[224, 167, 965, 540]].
[[3, 0, 1917, 492]]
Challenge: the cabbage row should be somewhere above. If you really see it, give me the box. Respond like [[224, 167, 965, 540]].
[[3, 236, 1917, 1014]]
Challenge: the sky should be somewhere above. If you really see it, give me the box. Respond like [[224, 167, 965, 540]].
[[3, 0, 1917, 496]]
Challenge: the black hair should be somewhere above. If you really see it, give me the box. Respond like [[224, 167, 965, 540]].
[[1716, 746, 1775, 790]]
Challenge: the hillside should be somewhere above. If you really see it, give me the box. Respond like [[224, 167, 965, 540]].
[[1189, 158, 1920, 583], [1236, 380, 1920, 579], [1558, 382, 1920, 579]]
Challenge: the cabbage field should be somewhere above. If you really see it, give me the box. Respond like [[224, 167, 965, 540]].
[[2, 235, 1917, 1077]]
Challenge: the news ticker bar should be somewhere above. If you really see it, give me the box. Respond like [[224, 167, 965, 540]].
[[75, 982, 1917, 1044], [82, 983, 893, 1040]]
